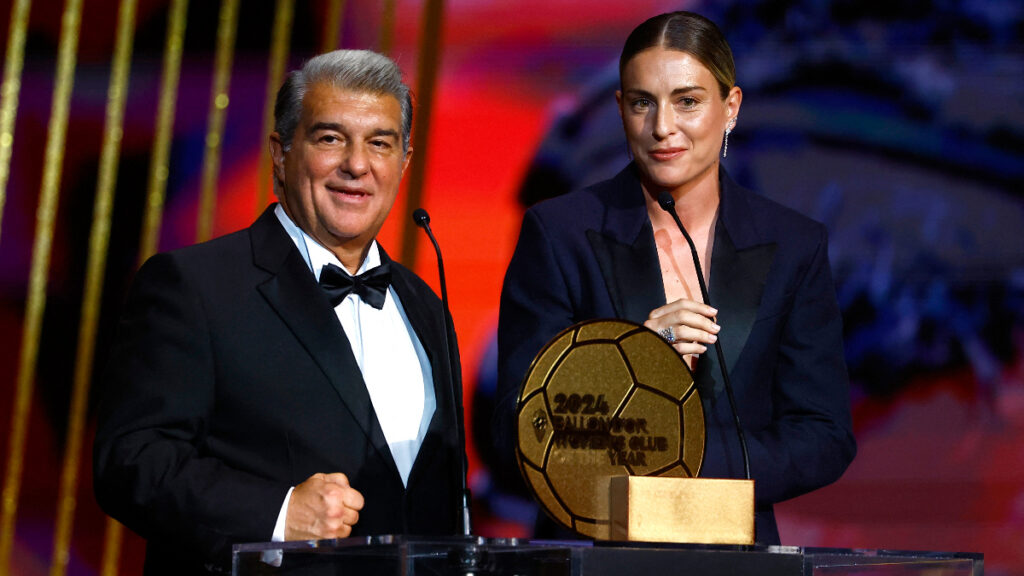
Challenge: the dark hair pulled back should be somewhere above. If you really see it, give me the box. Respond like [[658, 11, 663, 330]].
[[619, 11, 736, 98]]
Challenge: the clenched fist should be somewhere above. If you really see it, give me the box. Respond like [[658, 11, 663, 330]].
[[285, 472, 365, 541]]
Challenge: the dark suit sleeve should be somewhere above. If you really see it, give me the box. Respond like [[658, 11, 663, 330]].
[[93, 252, 287, 564], [494, 209, 577, 479], [743, 227, 856, 504]]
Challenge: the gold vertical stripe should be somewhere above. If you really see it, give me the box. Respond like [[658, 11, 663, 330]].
[[99, 519, 123, 576], [103, 2, 189, 572], [398, 0, 445, 267], [379, 0, 396, 55], [195, 0, 240, 243], [321, 0, 346, 53], [0, 0, 82, 572], [0, 0, 32, 242], [138, 0, 189, 264], [49, 1, 137, 575], [255, 0, 294, 214]]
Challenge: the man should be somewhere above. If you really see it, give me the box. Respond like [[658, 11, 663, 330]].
[[94, 50, 461, 574]]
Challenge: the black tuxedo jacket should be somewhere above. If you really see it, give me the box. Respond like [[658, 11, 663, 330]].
[[496, 164, 856, 544], [94, 206, 461, 574]]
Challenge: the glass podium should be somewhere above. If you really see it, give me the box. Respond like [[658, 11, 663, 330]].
[[233, 535, 983, 575]]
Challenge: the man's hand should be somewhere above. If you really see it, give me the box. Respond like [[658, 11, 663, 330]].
[[285, 472, 365, 540]]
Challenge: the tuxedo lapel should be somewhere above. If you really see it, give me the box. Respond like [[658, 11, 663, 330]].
[[383, 248, 457, 490], [587, 166, 665, 324], [249, 207, 400, 479]]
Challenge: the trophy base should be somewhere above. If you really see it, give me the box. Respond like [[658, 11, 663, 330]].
[[608, 476, 755, 545]]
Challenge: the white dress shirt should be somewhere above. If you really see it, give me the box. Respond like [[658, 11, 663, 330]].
[[268, 205, 436, 549]]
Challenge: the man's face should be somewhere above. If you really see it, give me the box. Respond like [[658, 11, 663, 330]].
[[270, 82, 411, 263]]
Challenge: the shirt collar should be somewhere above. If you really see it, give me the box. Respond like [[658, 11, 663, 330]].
[[273, 203, 380, 281]]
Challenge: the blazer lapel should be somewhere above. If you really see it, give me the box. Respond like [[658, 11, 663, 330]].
[[249, 207, 399, 478], [587, 166, 665, 324], [703, 170, 777, 399], [582, 167, 777, 403]]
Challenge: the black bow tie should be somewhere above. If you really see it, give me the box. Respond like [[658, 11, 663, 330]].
[[318, 262, 392, 309]]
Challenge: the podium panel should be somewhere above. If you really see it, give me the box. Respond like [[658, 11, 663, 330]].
[[233, 536, 982, 576]]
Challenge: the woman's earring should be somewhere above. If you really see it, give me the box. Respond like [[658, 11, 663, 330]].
[[722, 117, 737, 158]]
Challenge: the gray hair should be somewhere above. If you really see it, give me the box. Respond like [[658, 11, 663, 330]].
[[274, 50, 413, 154]]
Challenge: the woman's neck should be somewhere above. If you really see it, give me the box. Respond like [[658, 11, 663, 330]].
[[643, 171, 720, 233]]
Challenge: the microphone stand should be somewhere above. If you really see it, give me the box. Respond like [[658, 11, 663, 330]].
[[412, 209, 474, 537], [656, 192, 751, 482]]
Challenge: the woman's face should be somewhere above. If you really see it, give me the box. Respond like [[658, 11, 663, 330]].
[[617, 47, 741, 195]]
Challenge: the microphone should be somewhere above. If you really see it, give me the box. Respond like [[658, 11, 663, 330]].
[[412, 208, 473, 536], [656, 192, 751, 482]]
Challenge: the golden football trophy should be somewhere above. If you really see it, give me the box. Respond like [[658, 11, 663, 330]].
[[515, 319, 753, 544]]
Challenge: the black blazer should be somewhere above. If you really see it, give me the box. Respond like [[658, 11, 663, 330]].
[[94, 206, 461, 574], [495, 164, 856, 544]]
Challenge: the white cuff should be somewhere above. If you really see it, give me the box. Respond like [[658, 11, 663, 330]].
[[260, 486, 295, 567]]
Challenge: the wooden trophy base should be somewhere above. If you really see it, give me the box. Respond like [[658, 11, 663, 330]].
[[609, 476, 755, 545]]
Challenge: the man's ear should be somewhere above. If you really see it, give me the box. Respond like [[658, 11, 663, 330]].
[[269, 132, 287, 183], [401, 147, 414, 177]]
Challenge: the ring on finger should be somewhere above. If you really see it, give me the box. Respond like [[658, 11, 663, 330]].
[[658, 326, 675, 344]]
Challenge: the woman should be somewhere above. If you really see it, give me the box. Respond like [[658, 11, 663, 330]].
[[495, 11, 856, 544]]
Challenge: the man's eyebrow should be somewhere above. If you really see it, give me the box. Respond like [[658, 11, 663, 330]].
[[308, 122, 399, 140], [309, 121, 342, 133], [369, 128, 400, 140]]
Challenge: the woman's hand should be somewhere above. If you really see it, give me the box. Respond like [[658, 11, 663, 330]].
[[644, 298, 720, 360]]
